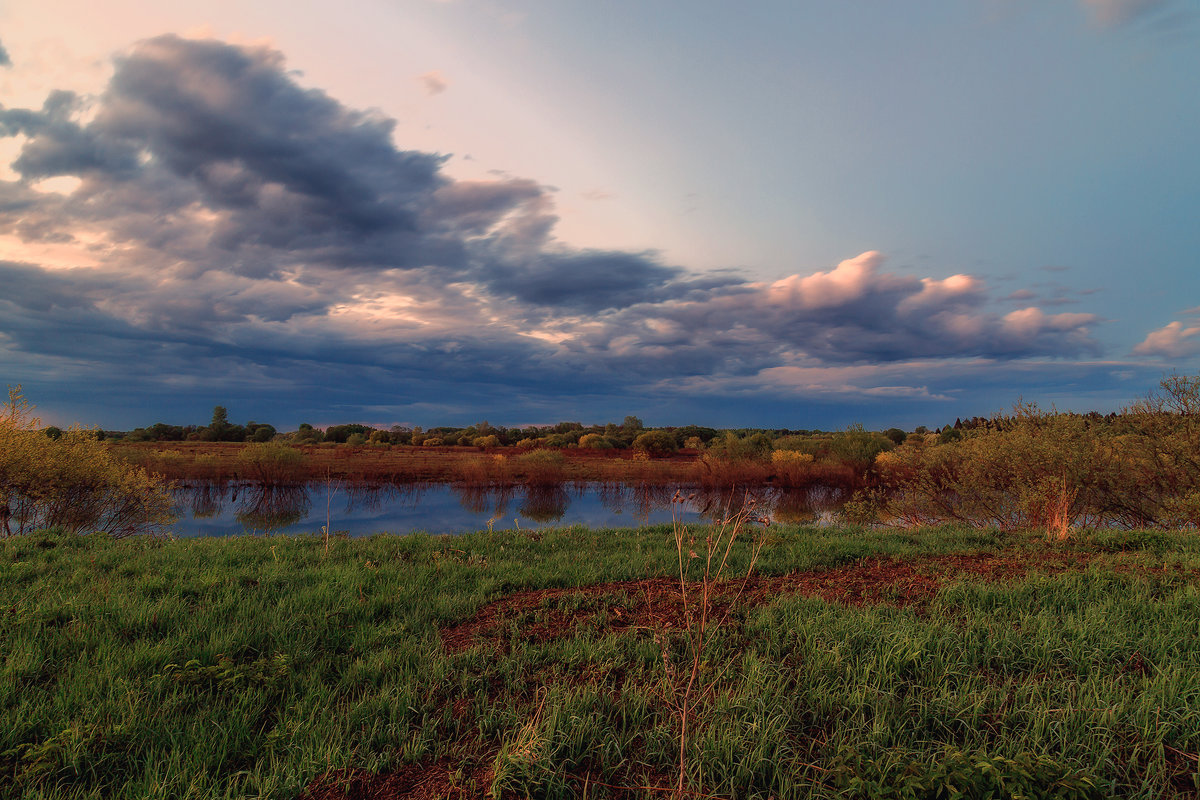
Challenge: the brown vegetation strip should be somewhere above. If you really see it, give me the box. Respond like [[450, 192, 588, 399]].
[[440, 550, 1098, 654]]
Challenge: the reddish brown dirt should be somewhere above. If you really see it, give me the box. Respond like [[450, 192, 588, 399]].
[[299, 759, 493, 800], [303, 550, 1156, 800], [440, 550, 1098, 654]]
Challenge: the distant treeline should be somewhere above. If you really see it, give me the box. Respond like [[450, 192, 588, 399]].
[[104, 408, 935, 452]]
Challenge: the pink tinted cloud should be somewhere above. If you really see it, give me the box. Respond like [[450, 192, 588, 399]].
[[1134, 321, 1200, 358]]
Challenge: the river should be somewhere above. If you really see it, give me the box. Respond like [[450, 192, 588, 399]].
[[169, 481, 849, 536]]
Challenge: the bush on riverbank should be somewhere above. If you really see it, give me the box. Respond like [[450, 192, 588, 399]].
[[873, 376, 1200, 536], [0, 388, 174, 538]]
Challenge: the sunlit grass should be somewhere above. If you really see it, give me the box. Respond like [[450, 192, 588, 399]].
[[2, 525, 1199, 798]]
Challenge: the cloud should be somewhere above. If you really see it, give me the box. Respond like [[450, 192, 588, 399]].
[[0, 40, 10, 68], [1134, 320, 1200, 358], [1081, 0, 1172, 26], [418, 70, 448, 95], [0, 34, 1114, 426]]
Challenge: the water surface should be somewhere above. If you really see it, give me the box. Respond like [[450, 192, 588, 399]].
[[170, 482, 846, 537]]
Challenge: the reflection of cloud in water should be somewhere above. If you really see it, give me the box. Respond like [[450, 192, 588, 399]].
[[235, 485, 311, 532], [518, 485, 569, 523]]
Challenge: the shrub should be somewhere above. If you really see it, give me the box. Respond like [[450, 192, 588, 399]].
[[704, 432, 764, 461], [514, 450, 566, 485], [874, 403, 1127, 535], [578, 433, 614, 449], [235, 442, 307, 484], [828, 425, 894, 469], [771, 450, 814, 465], [422, 437, 444, 447], [633, 430, 678, 456], [472, 435, 500, 448], [345, 433, 367, 447], [0, 387, 175, 537]]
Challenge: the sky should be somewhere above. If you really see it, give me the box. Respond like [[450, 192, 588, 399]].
[[1, 0, 1198, 431]]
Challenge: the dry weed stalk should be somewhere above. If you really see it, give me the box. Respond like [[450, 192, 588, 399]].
[[1044, 477, 1078, 542], [322, 469, 343, 554], [663, 490, 769, 797]]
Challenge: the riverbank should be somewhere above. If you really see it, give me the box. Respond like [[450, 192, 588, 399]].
[[110, 441, 861, 490], [3, 524, 1199, 798]]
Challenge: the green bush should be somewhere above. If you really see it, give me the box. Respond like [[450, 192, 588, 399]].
[[632, 430, 678, 456]]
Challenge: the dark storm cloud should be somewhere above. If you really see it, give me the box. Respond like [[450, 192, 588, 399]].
[[0, 41, 10, 68], [484, 250, 683, 312], [0, 35, 1111, 425]]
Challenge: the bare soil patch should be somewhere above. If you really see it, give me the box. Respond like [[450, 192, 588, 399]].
[[440, 550, 1098, 654], [299, 759, 493, 800]]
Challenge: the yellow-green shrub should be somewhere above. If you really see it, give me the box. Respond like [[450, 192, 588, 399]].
[[235, 441, 307, 483], [0, 388, 175, 537]]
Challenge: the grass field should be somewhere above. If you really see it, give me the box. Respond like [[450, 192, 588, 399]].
[[3, 524, 1200, 799]]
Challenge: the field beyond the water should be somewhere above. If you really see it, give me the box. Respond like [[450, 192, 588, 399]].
[[3, 524, 1200, 799]]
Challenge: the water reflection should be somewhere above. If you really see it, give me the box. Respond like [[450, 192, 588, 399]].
[[518, 485, 569, 523], [235, 484, 311, 532], [169, 481, 849, 537], [186, 482, 227, 519]]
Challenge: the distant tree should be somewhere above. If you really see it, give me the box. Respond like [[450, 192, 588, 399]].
[[883, 428, 908, 445], [292, 423, 323, 444], [579, 433, 614, 449], [247, 422, 276, 443], [622, 415, 644, 432], [43, 426, 63, 440], [673, 425, 719, 447], [745, 433, 773, 456], [324, 424, 372, 444], [633, 430, 678, 456]]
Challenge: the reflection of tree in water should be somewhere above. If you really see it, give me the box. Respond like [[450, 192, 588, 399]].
[[454, 485, 512, 516], [518, 485, 569, 523], [629, 483, 675, 524], [805, 485, 847, 518], [340, 482, 427, 513], [689, 488, 770, 525], [179, 483, 229, 519], [235, 484, 311, 532], [596, 482, 629, 515], [771, 488, 818, 524]]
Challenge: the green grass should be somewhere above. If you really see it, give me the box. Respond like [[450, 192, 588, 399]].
[[2, 524, 1199, 798]]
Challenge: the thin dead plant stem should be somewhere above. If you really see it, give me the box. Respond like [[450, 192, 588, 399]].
[[322, 469, 343, 555], [1046, 474, 1078, 542], [664, 490, 768, 798]]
